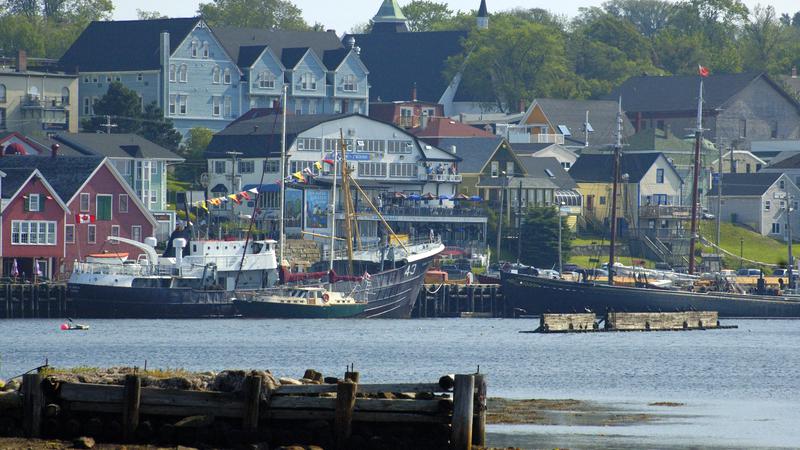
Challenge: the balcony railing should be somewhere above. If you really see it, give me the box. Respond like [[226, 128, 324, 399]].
[[421, 173, 462, 183], [639, 205, 692, 219], [506, 131, 565, 145], [353, 205, 487, 218], [20, 95, 69, 109]]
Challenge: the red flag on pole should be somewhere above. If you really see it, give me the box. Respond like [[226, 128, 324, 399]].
[[698, 65, 710, 77], [76, 213, 95, 224]]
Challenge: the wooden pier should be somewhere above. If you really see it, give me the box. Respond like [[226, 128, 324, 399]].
[[413, 283, 504, 318], [0, 283, 70, 319], [530, 311, 737, 333], [2, 369, 488, 450]]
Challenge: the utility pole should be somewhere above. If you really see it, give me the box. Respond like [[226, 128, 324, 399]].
[[787, 193, 794, 289], [100, 115, 118, 134], [225, 151, 242, 236]]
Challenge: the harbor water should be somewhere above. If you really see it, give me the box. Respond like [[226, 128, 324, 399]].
[[2, 318, 799, 449]]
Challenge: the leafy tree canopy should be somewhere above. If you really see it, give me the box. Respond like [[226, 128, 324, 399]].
[[197, 0, 311, 30], [519, 207, 573, 268], [401, 1, 453, 32]]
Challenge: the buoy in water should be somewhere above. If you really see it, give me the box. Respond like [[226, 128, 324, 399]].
[[60, 323, 69, 330]]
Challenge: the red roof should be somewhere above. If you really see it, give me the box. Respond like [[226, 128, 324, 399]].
[[408, 118, 495, 138]]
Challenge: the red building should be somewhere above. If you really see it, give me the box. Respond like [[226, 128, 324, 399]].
[[0, 155, 156, 279], [369, 85, 444, 128]]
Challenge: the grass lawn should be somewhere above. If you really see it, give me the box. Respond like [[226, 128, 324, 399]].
[[698, 221, 790, 267]]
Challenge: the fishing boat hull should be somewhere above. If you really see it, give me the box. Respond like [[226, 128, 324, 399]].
[[233, 300, 365, 318], [67, 283, 234, 318], [502, 272, 800, 318]]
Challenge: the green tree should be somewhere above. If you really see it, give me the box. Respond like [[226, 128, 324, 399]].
[[401, 0, 453, 32], [174, 127, 213, 183], [602, 0, 676, 37], [82, 82, 182, 151], [137, 9, 167, 20], [198, 0, 310, 30], [741, 5, 794, 74], [519, 207, 572, 268]]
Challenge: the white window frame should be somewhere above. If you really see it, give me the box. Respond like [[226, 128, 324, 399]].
[[131, 225, 142, 242], [83, 97, 90, 115], [656, 168, 665, 184], [28, 193, 41, 212], [169, 64, 176, 82], [343, 74, 356, 92], [491, 161, 499, 178], [179, 64, 188, 83], [88, 224, 96, 244], [212, 96, 221, 116], [212, 66, 221, 84], [301, 72, 316, 90], [119, 194, 129, 213], [191, 40, 198, 58], [238, 160, 255, 174], [65, 224, 75, 244], [223, 68, 232, 84], [11, 220, 57, 245], [169, 95, 176, 115], [111, 225, 120, 237], [202, 41, 209, 59], [259, 71, 275, 89], [137, 73, 143, 81], [224, 96, 232, 117], [178, 95, 187, 115], [214, 160, 226, 174], [80, 193, 90, 212]]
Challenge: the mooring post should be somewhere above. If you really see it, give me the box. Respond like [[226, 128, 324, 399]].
[[450, 374, 475, 450], [243, 374, 262, 431], [22, 373, 44, 437], [344, 371, 360, 383], [472, 373, 487, 447], [122, 374, 142, 441], [334, 379, 357, 449]]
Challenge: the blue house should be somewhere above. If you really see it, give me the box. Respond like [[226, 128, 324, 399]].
[[59, 19, 370, 136]]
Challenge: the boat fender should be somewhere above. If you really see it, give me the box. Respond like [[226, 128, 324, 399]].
[[322, 293, 330, 303]]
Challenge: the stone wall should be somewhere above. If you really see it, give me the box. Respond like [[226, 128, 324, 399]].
[[282, 239, 322, 270]]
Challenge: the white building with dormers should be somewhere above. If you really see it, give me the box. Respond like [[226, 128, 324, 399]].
[[205, 113, 487, 247]]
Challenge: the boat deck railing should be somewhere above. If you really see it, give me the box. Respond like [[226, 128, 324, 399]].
[[321, 236, 442, 261]]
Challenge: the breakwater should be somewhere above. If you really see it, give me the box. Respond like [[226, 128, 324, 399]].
[[1, 367, 487, 450]]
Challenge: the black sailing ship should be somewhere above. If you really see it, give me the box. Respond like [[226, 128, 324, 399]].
[[502, 84, 800, 319]]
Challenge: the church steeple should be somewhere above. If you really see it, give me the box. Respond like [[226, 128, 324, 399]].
[[477, 0, 489, 29], [372, 0, 409, 33]]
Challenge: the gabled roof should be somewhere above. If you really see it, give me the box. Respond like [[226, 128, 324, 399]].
[[48, 134, 183, 161], [510, 143, 554, 154], [343, 30, 468, 103], [236, 45, 269, 68], [281, 47, 312, 69], [0, 168, 36, 199], [609, 72, 800, 114], [569, 152, 666, 183], [59, 18, 200, 72], [214, 27, 343, 69], [429, 136, 504, 173], [523, 98, 635, 148], [707, 173, 784, 196], [766, 152, 800, 169], [206, 113, 359, 158], [478, 0, 489, 17], [0, 156, 104, 202], [0, 168, 70, 213], [418, 143, 460, 162], [322, 48, 351, 71], [515, 156, 577, 189], [373, 0, 407, 22], [409, 118, 495, 144]]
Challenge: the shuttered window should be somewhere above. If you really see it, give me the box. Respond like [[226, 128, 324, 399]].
[[96, 195, 112, 221]]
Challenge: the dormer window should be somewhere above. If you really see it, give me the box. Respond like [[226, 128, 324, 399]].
[[223, 68, 231, 84], [169, 64, 176, 82], [179, 64, 188, 82], [212, 66, 221, 84], [300, 73, 316, 90], [343, 74, 356, 92], [191, 40, 198, 58], [202, 41, 209, 59], [259, 71, 275, 89]]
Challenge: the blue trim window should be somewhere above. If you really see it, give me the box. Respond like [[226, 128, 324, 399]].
[[656, 168, 664, 183]]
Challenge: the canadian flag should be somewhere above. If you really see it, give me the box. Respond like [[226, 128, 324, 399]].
[[698, 65, 710, 78], [76, 213, 95, 224]]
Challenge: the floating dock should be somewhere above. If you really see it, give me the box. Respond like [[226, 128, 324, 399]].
[[529, 311, 737, 333]]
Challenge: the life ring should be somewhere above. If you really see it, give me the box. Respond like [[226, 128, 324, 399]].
[[322, 293, 330, 303]]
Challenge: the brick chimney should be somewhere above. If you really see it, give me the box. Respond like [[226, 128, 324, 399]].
[[411, 83, 417, 102], [51, 143, 60, 159], [16, 50, 27, 72]]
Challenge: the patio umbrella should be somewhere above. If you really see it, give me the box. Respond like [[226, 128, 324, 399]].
[[408, 193, 422, 201], [469, 195, 482, 201], [453, 193, 470, 200], [393, 192, 408, 199], [422, 192, 437, 200], [438, 194, 451, 200]]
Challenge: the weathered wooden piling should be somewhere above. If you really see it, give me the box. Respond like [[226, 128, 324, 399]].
[[450, 374, 474, 450], [22, 373, 44, 438], [242, 374, 262, 431], [471, 373, 487, 447], [122, 374, 141, 441], [334, 380, 357, 449], [0, 283, 69, 319]]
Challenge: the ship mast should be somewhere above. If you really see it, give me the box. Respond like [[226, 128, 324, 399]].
[[329, 134, 339, 272], [608, 97, 623, 285], [688, 76, 704, 274], [339, 130, 356, 274], [279, 84, 288, 264]]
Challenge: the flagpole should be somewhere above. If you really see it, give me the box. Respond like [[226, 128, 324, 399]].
[[688, 72, 705, 274], [279, 83, 287, 264], [329, 143, 338, 272]]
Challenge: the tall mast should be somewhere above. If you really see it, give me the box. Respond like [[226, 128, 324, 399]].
[[339, 130, 356, 274], [608, 97, 623, 285], [329, 137, 339, 272], [688, 77, 704, 274], [279, 84, 287, 264]]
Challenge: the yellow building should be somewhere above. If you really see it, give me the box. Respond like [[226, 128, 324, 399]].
[[0, 52, 79, 136]]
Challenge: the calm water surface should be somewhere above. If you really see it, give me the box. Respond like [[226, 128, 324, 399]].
[[1, 318, 798, 449]]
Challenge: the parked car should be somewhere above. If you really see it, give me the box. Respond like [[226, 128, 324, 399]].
[[562, 264, 581, 273], [737, 268, 762, 276]]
